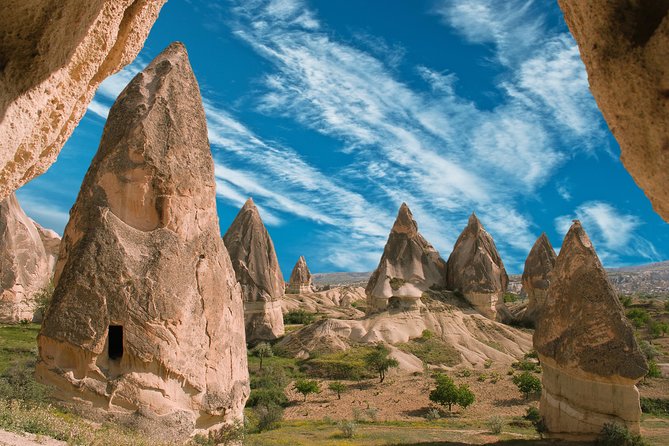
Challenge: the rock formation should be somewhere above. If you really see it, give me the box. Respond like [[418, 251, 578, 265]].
[[287, 256, 315, 294], [521, 233, 557, 324], [282, 286, 366, 320], [0, 0, 166, 201], [366, 203, 447, 312], [223, 198, 285, 342], [36, 43, 249, 436], [534, 220, 647, 439], [558, 1, 669, 221], [0, 193, 60, 323], [446, 213, 508, 320]]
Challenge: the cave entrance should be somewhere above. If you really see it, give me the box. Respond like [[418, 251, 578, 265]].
[[108, 325, 123, 360]]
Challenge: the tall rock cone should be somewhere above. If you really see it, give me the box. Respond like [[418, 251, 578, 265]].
[[534, 220, 647, 439], [446, 213, 508, 320], [36, 43, 249, 436], [223, 198, 285, 342], [521, 233, 557, 325], [0, 193, 60, 323], [366, 203, 446, 312], [287, 256, 314, 294]]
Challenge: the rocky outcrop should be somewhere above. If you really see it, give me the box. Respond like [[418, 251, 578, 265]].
[[0, 0, 166, 201], [446, 213, 508, 320], [282, 286, 366, 320], [223, 198, 285, 342], [287, 256, 315, 294], [534, 220, 647, 439], [521, 233, 557, 324], [0, 193, 59, 323], [366, 203, 447, 312], [36, 43, 249, 437], [558, 1, 669, 221]]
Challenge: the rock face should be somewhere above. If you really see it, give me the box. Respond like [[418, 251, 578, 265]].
[[223, 198, 285, 342], [558, 1, 669, 221], [0, 0, 166, 201], [36, 43, 249, 435], [287, 256, 314, 294], [521, 233, 557, 324], [534, 220, 647, 439], [0, 193, 60, 323], [446, 213, 508, 319], [366, 203, 447, 312]]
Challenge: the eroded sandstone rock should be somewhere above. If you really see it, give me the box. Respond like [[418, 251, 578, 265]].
[[534, 220, 647, 439], [0, 0, 166, 200], [0, 193, 59, 323], [36, 43, 249, 436], [223, 198, 285, 342], [521, 233, 557, 324], [287, 256, 315, 294], [558, 1, 669, 221], [366, 203, 447, 312], [446, 213, 508, 319]]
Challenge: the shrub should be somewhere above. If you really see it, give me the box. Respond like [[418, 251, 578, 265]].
[[477, 373, 487, 382], [484, 359, 493, 369], [646, 360, 662, 378], [388, 277, 406, 290], [294, 379, 320, 401], [338, 420, 357, 438], [363, 344, 399, 383], [192, 421, 244, 446], [524, 406, 541, 423], [456, 369, 472, 378], [253, 403, 284, 432], [0, 360, 50, 403], [523, 350, 539, 360], [597, 422, 648, 446], [503, 293, 518, 303], [512, 359, 540, 373], [365, 407, 378, 421], [620, 295, 633, 308], [32, 281, 54, 321], [640, 398, 669, 416], [250, 342, 273, 370], [512, 372, 542, 399], [247, 366, 288, 408], [626, 309, 650, 328], [328, 381, 346, 400], [489, 371, 501, 383], [429, 374, 475, 412], [639, 340, 659, 360], [424, 408, 441, 421], [487, 416, 503, 434], [284, 309, 317, 325]]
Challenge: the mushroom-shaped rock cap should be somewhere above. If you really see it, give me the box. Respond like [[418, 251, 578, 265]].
[[534, 220, 647, 380], [446, 213, 508, 294], [522, 233, 557, 291]]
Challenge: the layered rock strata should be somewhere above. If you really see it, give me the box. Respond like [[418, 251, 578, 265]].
[[36, 43, 249, 435]]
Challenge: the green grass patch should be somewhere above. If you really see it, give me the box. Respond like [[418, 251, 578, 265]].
[[641, 398, 669, 417], [396, 330, 461, 366], [300, 346, 376, 380], [0, 324, 40, 373]]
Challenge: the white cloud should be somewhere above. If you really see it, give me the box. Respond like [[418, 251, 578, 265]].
[[15, 191, 70, 235]]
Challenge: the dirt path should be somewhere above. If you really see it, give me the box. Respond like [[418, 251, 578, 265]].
[[0, 430, 65, 446]]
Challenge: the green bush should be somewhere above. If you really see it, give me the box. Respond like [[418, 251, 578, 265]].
[[429, 374, 475, 412], [487, 416, 503, 434], [640, 398, 669, 416], [253, 403, 283, 432], [32, 281, 54, 321], [247, 366, 288, 408], [524, 406, 541, 423], [388, 277, 406, 290], [523, 350, 539, 360], [397, 331, 461, 367], [0, 360, 50, 403], [626, 309, 650, 328], [301, 348, 375, 380], [293, 379, 320, 401], [512, 359, 540, 373], [646, 360, 662, 378], [284, 309, 317, 325], [424, 408, 441, 421], [639, 341, 659, 360], [337, 420, 357, 438], [620, 295, 633, 308], [512, 372, 542, 399], [503, 293, 518, 303], [363, 344, 399, 383], [328, 381, 346, 400], [597, 422, 648, 446], [192, 420, 244, 446]]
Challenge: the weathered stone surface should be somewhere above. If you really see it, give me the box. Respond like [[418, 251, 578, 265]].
[[558, 1, 669, 221], [0, 0, 166, 201], [287, 256, 315, 294], [521, 233, 557, 324], [0, 193, 59, 323], [223, 198, 285, 342], [36, 43, 249, 436], [446, 213, 508, 319], [366, 203, 447, 312], [534, 220, 647, 439]]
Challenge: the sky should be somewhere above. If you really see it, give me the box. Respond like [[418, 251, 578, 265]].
[[16, 0, 669, 275]]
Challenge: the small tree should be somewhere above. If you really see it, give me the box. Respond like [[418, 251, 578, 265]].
[[363, 344, 399, 383], [513, 371, 542, 399], [251, 342, 273, 371], [429, 374, 475, 412], [294, 379, 320, 401], [33, 280, 55, 322], [328, 381, 346, 400]]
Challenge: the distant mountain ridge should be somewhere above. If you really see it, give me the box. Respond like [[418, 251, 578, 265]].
[[314, 260, 669, 295]]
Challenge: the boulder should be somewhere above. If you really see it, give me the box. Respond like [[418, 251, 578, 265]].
[[534, 220, 647, 439], [446, 213, 508, 319], [287, 256, 314, 294], [365, 203, 447, 312], [0, 193, 59, 323], [0, 0, 166, 200], [521, 233, 557, 324], [223, 198, 285, 342], [558, 1, 669, 221], [36, 43, 249, 437]]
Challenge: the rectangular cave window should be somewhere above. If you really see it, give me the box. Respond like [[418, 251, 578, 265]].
[[108, 325, 123, 360]]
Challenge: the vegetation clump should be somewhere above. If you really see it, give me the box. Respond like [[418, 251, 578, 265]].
[[396, 330, 461, 367], [363, 344, 399, 383], [284, 309, 317, 325], [512, 372, 542, 399], [428, 373, 475, 412], [328, 381, 347, 400], [251, 342, 273, 370], [294, 379, 320, 401], [597, 422, 649, 446]]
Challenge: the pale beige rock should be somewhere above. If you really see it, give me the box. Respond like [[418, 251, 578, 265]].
[[521, 233, 557, 324], [282, 286, 366, 319], [0, 193, 59, 323], [558, 1, 669, 221], [287, 256, 314, 294], [446, 213, 508, 320], [534, 220, 647, 439], [223, 198, 285, 342], [366, 203, 447, 312], [36, 43, 249, 437], [0, 0, 166, 200]]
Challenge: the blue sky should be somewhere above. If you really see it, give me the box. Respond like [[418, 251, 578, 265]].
[[16, 0, 669, 275]]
